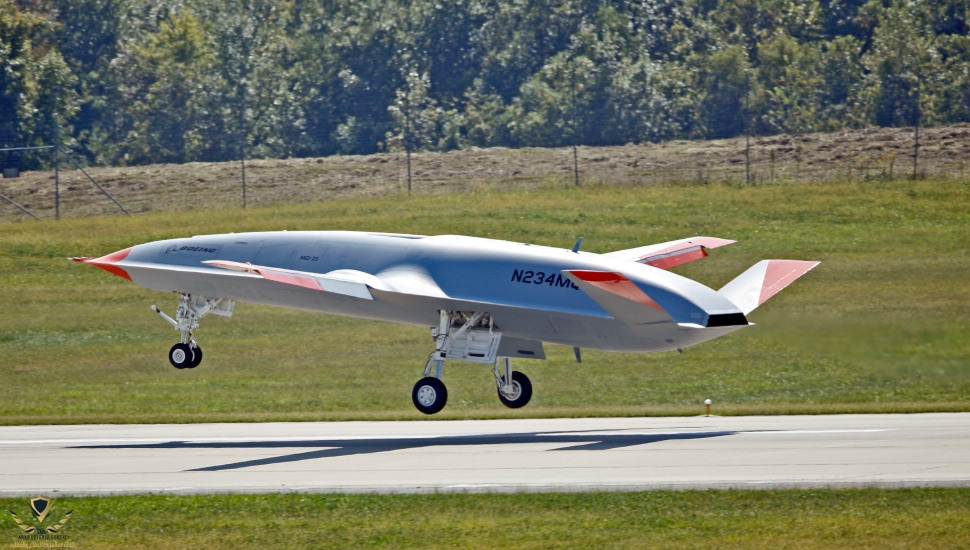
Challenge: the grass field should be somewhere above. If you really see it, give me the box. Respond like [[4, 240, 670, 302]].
[[1, 176, 968, 423], [2, 489, 969, 548]]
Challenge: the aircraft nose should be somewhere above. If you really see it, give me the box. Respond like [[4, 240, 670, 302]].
[[70, 247, 133, 281]]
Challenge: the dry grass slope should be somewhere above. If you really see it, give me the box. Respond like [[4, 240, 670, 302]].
[[2, 124, 970, 221]]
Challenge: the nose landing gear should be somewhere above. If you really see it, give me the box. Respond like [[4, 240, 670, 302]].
[[153, 294, 232, 370]]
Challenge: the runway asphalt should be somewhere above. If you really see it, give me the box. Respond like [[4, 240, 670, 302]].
[[1, 413, 968, 496]]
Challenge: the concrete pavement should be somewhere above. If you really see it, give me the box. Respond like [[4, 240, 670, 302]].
[[1, 413, 968, 496]]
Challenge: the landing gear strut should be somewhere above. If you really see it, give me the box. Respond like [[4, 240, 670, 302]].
[[153, 294, 232, 370]]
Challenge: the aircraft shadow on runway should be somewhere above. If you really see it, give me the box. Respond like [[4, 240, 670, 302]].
[[73, 429, 737, 472]]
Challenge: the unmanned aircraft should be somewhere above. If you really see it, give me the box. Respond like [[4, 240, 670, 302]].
[[73, 232, 818, 414]]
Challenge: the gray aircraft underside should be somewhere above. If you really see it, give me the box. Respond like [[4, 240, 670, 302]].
[[74, 230, 818, 414]]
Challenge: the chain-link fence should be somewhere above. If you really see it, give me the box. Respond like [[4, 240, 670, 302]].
[[1, 110, 966, 222]]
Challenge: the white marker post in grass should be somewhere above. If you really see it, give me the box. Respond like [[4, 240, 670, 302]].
[[705, 399, 712, 417]]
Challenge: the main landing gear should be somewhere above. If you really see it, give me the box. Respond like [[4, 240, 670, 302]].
[[152, 294, 233, 370], [494, 357, 532, 409], [411, 310, 533, 415]]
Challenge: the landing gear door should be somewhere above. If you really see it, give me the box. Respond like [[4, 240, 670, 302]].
[[497, 336, 546, 360], [446, 329, 502, 363], [208, 298, 235, 318]]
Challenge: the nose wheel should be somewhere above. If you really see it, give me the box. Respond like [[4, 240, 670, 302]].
[[154, 294, 226, 370], [169, 343, 203, 369], [187, 344, 202, 368], [412, 377, 448, 415]]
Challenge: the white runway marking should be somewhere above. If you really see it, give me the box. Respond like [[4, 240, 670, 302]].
[[0, 414, 967, 496]]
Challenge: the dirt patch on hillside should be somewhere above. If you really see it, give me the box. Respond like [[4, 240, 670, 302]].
[[1, 124, 967, 221]]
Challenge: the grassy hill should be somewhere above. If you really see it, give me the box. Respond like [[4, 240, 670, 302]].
[[0, 173, 967, 424]]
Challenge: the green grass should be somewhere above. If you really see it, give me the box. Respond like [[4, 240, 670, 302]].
[[2, 490, 969, 548], [1, 177, 969, 423]]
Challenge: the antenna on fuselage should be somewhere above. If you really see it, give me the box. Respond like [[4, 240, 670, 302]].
[[571, 237, 584, 253]]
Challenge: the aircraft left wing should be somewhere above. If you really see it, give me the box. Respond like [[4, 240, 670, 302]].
[[203, 260, 375, 299], [602, 236, 735, 269]]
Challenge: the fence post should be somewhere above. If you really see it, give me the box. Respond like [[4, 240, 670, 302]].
[[571, 63, 579, 187], [744, 72, 751, 185], [53, 113, 59, 220], [405, 93, 412, 195], [240, 94, 247, 208], [912, 75, 920, 180]]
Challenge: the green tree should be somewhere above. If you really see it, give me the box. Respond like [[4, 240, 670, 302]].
[[49, 0, 127, 162], [387, 70, 463, 152], [699, 45, 756, 138], [0, 1, 46, 147], [199, 0, 298, 161], [758, 34, 822, 133], [0, 1, 76, 168], [862, 2, 939, 127], [117, 10, 220, 164]]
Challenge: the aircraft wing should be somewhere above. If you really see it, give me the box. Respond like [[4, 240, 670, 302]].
[[562, 270, 674, 325], [202, 260, 375, 299], [602, 236, 735, 269], [74, 249, 454, 303]]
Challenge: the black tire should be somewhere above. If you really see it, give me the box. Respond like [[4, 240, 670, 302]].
[[187, 345, 203, 368], [169, 343, 194, 369], [497, 371, 533, 409], [412, 377, 448, 415]]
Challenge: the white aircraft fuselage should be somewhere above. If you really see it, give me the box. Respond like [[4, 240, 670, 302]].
[[74, 230, 818, 414]]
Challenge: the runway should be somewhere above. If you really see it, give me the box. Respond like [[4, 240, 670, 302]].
[[1, 413, 968, 496]]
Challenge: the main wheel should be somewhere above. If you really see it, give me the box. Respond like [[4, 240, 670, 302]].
[[187, 345, 203, 368], [169, 343, 194, 369], [497, 371, 532, 409], [412, 377, 448, 415]]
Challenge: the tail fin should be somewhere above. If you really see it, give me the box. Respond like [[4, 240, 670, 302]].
[[718, 260, 819, 315]]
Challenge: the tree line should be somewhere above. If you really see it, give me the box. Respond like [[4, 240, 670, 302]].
[[1, 0, 967, 168]]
